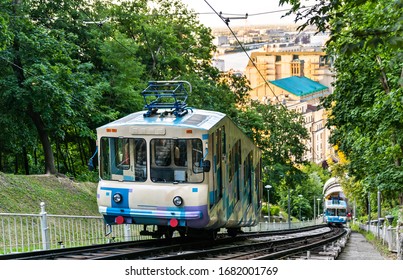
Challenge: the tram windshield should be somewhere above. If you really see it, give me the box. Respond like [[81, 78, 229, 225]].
[[325, 208, 347, 216], [99, 137, 205, 183], [326, 209, 336, 216], [338, 209, 347, 217], [100, 137, 147, 182], [150, 138, 204, 183]]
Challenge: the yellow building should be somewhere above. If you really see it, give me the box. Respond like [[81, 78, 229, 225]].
[[245, 50, 333, 103], [265, 76, 333, 164], [242, 48, 336, 164]]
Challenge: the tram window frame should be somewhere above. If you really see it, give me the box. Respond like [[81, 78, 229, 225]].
[[117, 138, 131, 170], [191, 139, 204, 174], [338, 209, 347, 216], [99, 137, 147, 182], [327, 209, 336, 216], [150, 138, 204, 183]]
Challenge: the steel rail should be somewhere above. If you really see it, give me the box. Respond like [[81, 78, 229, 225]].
[[0, 224, 332, 260], [150, 226, 345, 260]]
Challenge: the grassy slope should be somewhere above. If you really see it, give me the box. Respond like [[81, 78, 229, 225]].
[[0, 172, 99, 216]]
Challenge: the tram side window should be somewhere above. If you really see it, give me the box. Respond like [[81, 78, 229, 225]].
[[192, 139, 204, 173], [228, 150, 233, 183], [100, 138, 112, 180], [100, 138, 130, 180]]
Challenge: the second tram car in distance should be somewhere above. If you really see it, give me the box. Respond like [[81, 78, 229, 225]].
[[96, 81, 262, 239], [322, 177, 347, 225]]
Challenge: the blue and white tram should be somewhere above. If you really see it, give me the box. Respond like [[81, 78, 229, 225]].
[[96, 81, 262, 238], [322, 177, 347, 225]]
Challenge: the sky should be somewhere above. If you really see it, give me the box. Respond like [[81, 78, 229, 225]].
[[179, 0, 307, 28]]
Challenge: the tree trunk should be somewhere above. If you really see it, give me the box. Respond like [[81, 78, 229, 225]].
[[27, 107, 57, 174], [23, 146, 29, 175], [10, 7, 57, 175], [65, 140, 76, 177], [33, 147, 38, 166], [14, 154, 18, 174], [56, 140, 69, 174]]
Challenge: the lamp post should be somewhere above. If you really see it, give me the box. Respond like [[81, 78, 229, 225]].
[[313, 196, 316, 222], [368, 192, 371, 232], [377, 189, 381, 238], [287, 187, 291, 229], [265, 185, 272, 223], [317, 198, 321, 218], [298, 194, 303, 221]]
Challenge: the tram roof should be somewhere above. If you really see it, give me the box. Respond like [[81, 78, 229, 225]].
[[98, 108, 226, 131], [323, 177, 343, 197]]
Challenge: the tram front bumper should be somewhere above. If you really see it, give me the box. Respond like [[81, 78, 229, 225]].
[[99, 205, 209, 228]]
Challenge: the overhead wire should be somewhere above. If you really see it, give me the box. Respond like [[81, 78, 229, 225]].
[[194, 8, 297, 17], [1, 0, 320, 159], [202, 0, 284, 106], [202, 0, 321, 160]]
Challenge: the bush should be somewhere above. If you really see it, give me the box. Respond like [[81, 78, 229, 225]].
[[261, 204, 281, 216], [270, 205, 280, 216]]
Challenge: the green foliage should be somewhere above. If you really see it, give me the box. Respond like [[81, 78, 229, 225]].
[[237, 100, 309, 190], [0, 0, 223, 177], [0, 0, 327, 197], [261, 204, 281, 216], [281, 0, 403, 208], [270, 205, 281, 216]]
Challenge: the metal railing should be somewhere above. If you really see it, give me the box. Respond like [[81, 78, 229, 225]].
[[244, 217, 323, 232], [0, 202, 151, 255], [1, 202, 323, 255], [358, 221, 403, 255]]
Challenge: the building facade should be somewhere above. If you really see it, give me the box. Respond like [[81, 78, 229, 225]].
[[245, 50, 334, 103], [245, 51, 335, 164]]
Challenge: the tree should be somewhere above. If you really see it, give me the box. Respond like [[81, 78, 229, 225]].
[[235, 100, 309, 216], [0, 1, 11, 50], [1, 0, 102, 174], [280, 0, 403, 204], [0, 0, 235, 176]]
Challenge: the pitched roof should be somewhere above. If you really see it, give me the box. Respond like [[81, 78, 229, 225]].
[[270, 76, 328, 96]]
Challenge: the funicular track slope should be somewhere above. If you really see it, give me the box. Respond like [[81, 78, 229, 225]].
[[0, 225, 345, 260]]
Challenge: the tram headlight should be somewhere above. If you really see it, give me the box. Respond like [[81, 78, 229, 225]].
[[113, 193, 123, 203], [173, 196, 183, 206]]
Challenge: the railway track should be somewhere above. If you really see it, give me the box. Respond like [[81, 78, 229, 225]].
[[0, 225, 346, 260], [153, 225, 346, 260]]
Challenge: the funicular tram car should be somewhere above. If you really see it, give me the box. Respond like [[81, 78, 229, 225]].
[[96, 81, 262, 239], [322, 177, 347, 225]]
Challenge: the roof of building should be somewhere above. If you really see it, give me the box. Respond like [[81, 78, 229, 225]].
[[270, 76, 328, 96]]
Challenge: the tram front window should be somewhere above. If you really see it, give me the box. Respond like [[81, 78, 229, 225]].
[[151, 138, 204, 183], [338, 209, 347, 217], [327, 209, 336, 216], [100, 137, 147, 181]]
